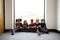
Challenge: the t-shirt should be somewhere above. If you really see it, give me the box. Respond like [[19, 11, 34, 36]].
[[41, 23, 46, 28], [30, 23, 35, 28], [23, 24, 28, 28], [34, 23, 41, 27], [16, 22, 22, 27]]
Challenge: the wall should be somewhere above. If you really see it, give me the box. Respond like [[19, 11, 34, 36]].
[[57, 0, 60, 31], [45, 0, 57, 29], [5, 0, 15, 29], [5, 0, 12, 29]]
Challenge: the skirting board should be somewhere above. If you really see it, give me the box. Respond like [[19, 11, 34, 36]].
[[4, 29, 11, 32], [48, 29, 60, 34], [4, 29, 60, 34]]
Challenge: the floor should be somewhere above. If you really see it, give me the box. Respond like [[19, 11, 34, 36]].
[[0, 32, 60, 40]]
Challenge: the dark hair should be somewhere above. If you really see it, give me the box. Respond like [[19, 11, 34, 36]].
[[20, 19, 22, 21], [41, 19, 45, 21], [16, 19, 22, 22], [23, 20, 28, 25], [16, 19, 17, 22], [31, 19, 33, 21]]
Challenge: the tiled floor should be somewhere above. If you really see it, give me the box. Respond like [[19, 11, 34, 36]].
[[0, 32, 60, 40]]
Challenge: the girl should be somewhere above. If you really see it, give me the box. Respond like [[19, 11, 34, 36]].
[[22, 20, 29, 32], [16, 19, 23, 31]]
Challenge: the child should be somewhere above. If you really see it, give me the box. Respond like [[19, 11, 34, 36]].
[[41, 19, 49, 34], [30, 19, 35, 28], [35, 19, 41, 27], [23, 20, 28, 28], [16, 19, 23, 31], [29, 19, 36, 32], [35, 19, 41, 35], [22, 20, 29, 32]]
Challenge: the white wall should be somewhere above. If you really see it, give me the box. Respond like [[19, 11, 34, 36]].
[[57, 0, 60, 31], [5, 0, 12, 29], [5, 0, 15, 29], [46, 0, 57, 29]]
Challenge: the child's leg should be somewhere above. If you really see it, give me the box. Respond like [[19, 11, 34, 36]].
[[40, 27, 45, 34], [16, 26, 20, 30], [42, 27, 48, 34], [24, 28, 29, 32], [36, 28, 41, 36], [43, 27, 49, 34], [30, 28, 36, 32]]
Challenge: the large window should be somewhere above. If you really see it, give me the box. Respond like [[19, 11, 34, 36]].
[[15, 0, 44, 24]]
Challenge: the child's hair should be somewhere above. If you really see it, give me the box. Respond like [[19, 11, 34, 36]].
[[31, 19, 33, 21], [36, 19, 39, 22], [20, 19, 22, 21], [41, 19, 45, 22], [36, 19, 39, 21], [16, 19, 22, 22], [23, 20, 28, 24]]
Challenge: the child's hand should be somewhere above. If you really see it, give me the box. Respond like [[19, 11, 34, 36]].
[[20, 27, 22, 28], [28, 27, 30, 28], [31, 27, 34, 28], [39, 25, 41, 27]]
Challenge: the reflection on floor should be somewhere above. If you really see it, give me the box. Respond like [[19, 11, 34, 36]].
[[0, 32, 60, 40]]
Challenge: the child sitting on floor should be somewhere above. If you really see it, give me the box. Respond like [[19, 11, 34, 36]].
[[29, 19, 36, 32], [16, 19, 23, 31], [35, 19, 40, 27], [35, 19, 41, 35], [40, 19, 49, 34], [30, 19, 35, 28], [22, 20, 29, 32]]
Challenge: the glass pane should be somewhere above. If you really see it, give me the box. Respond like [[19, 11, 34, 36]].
[[15, 0, 44, 24]]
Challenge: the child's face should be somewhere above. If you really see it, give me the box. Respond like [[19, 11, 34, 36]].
[[17, 20, 20, 22], [41, 21, 45, 23], [20, 21, 22, 23], [36, 19, 39, 23], [31, 21, 33, 23], [24, 21, 27, 24]]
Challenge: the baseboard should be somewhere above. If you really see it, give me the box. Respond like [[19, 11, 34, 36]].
[[4, 29, 11, 32], [48, 29, 60, 34], [4, 29, 60, 34], [48, 29, 57, 32], [57, 30, 60, 34]]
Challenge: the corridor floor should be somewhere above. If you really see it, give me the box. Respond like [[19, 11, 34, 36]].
[[0, 32, 60, 40]]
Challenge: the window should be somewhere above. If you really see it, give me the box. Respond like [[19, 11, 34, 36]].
[[15, 0, 44, 24]]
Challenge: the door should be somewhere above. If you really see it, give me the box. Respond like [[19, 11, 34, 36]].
[[0, 0, 4, 34]]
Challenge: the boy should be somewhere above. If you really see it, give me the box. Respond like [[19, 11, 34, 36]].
[[35, 19, 41, 35], [30, 19, 35, 28], [29, 19, 36, 32], [35, 19, 40, 27], [40, 19, 49, 34]]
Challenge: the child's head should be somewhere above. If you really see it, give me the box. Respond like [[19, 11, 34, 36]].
[[20, 19, 22, 21], [16, 19, 22, 22], [36, 19, 39, 23], [16, 19, 20, 22], [41, 19, 45, 23], [31, 19, 34, 24], [23, 20, 28, 24], [20, 19, 22, 23]]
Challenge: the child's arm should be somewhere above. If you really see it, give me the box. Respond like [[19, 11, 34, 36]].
[[44, 23, 47, 30]]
